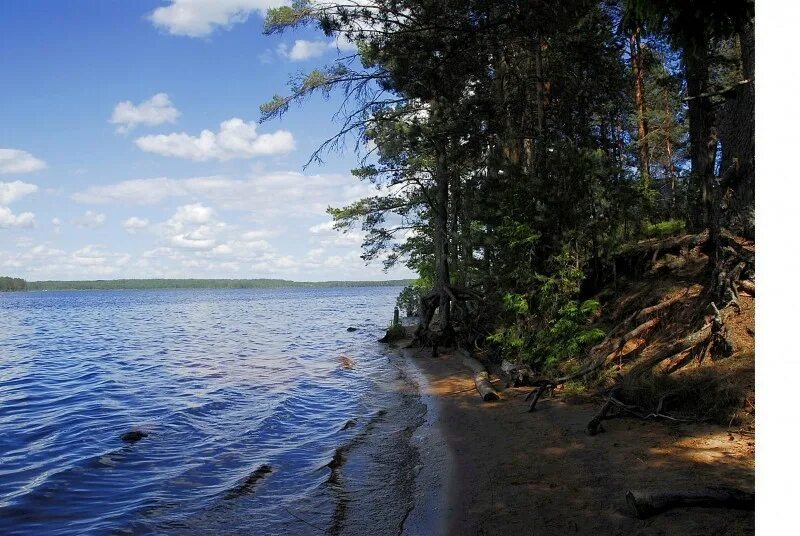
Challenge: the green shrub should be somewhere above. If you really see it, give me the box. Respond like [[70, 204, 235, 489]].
[[530, 300, 605, 370], [488, 297, 604, 372]]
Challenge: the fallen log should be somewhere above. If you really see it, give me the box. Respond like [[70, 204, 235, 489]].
[[462, 353, 500, 401], [626, 488, 755, 519]]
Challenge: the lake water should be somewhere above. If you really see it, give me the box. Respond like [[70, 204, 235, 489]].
[[0, 287, 429, 535]]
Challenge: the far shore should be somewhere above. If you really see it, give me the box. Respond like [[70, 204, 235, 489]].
[[11, 278, 412, 292], [397, 341, 755, 535]]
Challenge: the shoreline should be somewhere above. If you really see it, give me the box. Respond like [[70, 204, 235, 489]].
[[397, 342, 755, 535], [396, 345, 453, 536]]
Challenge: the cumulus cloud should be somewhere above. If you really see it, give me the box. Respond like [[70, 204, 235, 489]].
[[122, 216, 150, 233], [0, 180, 38, 229], [134, 118, 295, 161], [110, 93, 180, 134], [162, 203, 224, 250], [278, 39, 328, 61], [74, 210, 107, 228], [148, 0, 287, 38], [0, 149, 46, 174], [0, 207, 36, 228], [0, 180, 38, 205]]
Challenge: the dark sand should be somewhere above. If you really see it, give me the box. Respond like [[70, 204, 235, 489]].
[[402, 345, 755, 535]]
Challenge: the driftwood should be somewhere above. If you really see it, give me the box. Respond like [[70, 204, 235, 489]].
[[738, 279, 755, 296], [462, 353, 499, 401], [626, 488, 755, 519], [587, 390, 686, 435]]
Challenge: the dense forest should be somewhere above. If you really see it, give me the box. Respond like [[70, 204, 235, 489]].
[[21, 279, 411, 291], [262, 0, 755, 422], [0, 276, 27, 292]]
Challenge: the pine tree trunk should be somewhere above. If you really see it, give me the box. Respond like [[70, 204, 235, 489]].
[[630, 27, 651, 189], [684, 41, 716, 232], [434, 134, 452, 338], [717, 22, 755, 239]]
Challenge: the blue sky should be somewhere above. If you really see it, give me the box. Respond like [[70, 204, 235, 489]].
[[0, 0, 412, 281]]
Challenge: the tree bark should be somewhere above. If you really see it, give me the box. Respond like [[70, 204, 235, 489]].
[[717, 22, 755, 239], [433, 127, 452, 338], [630, 27, 651, 189], [684, 40, 717, 231]]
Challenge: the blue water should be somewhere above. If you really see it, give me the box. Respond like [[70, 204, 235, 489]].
[[0, 287, 425, 535]]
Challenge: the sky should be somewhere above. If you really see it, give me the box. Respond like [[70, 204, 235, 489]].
[[0, 0, 413, 281]]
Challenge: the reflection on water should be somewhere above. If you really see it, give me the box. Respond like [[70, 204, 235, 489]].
[[0, 287, 423, 535]]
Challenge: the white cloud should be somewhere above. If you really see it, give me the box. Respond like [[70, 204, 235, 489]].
[[309, 219, 364, 247], [122, 216, 150, 233], [134, 118, 295, 161], [72, 172, 372, 218], [0, 149, 46, 174], [162, 203, 223, 250], [0, 180, 38, 204], [74, 210, 107, 228], [149, 0, 287, 38], [110, 93, 180, 134], [329, 33, 359, 52], [279, 39, 328, 61], [72, 177, 192, 205], [0, 206, 35, 228], [0, 180, 38, 229]]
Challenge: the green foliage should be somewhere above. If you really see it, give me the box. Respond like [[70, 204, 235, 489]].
[[530, 300, 605, 370], [642, 219, 686, 239], [489, 298, 604, 371], [263, 2, 314, 35], [534, 250, 586, 320], [396, 279, 431, 316]]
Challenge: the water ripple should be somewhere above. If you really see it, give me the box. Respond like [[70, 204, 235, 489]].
[[0, 287, 401, 535]]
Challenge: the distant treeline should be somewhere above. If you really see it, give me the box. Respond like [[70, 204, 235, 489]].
[[25, 278, 412, 291], [0, 276, 27, 291]]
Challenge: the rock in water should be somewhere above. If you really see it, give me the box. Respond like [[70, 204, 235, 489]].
[[121, 430, 148, 443]]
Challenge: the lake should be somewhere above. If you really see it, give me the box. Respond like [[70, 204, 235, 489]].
[[0, 287, 428, 535]]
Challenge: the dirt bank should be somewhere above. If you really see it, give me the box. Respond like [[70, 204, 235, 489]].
[[403, 344, 754, 535]]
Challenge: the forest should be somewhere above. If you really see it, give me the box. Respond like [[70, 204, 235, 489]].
[[262, 0, 755, 425], [21, 278, 411, 291]]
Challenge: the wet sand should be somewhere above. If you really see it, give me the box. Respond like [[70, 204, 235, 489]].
[[401, 345, 755, 535]]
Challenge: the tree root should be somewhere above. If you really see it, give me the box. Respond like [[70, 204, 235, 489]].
[[526, 316, 662, 412], [632, 288, 690, 323], [587, 390, 691, 435]]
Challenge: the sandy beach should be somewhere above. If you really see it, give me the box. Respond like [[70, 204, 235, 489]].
[[401, 344, 755, 535]]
